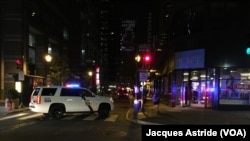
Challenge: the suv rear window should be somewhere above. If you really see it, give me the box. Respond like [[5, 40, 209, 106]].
[[32, 88, 40, 96], [41, 88, 57, 96]]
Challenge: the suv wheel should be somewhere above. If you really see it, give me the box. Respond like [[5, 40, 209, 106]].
[[50, 105, 64, 120], [98, 104, 110, 117]]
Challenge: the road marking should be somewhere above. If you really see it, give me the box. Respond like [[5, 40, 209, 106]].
[[83, 113, 98, 120], [18, 113, 43, 120], [0, 112, 118, 122], [131, 119, 163, 125], [104, 115, 118, 122], [0, 113, 28, 121]]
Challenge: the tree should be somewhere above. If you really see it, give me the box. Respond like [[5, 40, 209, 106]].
[[48, 56, 70, 85], [7, 88, 20, 99]]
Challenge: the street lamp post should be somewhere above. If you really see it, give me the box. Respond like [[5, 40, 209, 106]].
[[133, 54, 142, 119], [134, 54, 151, 114], [45, 54, 52, 86], [88, 70, 93, 87], [135, 55, 141, 99]]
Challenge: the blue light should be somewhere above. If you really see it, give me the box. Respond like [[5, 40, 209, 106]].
[[66, 84, 80, 88], [210, 87, 215, 92]]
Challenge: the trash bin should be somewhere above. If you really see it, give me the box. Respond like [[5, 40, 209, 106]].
[[5, 98, 12, 111]]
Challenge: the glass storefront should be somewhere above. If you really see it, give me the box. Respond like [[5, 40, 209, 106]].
[[219, 68, 250, 106], [173, 68, 250, 109], [174, 69, 214, 108]]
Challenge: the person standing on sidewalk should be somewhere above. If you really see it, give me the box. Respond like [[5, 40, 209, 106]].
[[128, 92, 134, 107], [151, 90, 160, 112]]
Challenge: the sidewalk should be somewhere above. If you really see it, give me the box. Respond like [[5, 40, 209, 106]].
[[0, 100, 29, 116], [126, 99, 250, 125]]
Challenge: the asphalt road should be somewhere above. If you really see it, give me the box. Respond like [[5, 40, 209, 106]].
[[0, 98, 142, 141], [1, 98, 250, 141]]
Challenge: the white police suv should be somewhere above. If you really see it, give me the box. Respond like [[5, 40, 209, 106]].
[[29, 85, 114, 119]]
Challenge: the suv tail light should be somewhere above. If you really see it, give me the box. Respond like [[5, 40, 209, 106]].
[[30, 95, 41, 104], [36, 96, 41, 104]]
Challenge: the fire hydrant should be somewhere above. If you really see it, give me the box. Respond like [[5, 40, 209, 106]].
[[6, 99, 12, 112]]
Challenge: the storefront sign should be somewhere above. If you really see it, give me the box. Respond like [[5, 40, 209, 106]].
[[175, 49, 205, 69], [234, 84, 250, 90], [219, 99, 248, 105]]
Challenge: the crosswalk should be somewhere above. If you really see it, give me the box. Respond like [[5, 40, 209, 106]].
[[0, 112, 119, 122]]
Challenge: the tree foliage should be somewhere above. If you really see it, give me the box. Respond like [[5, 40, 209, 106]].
[[48, 56, 70, 85]]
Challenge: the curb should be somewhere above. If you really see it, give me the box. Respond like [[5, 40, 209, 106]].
[[130, 119, 163, 125], [0, 107, 30, 116], [125, 107, 162, 125]]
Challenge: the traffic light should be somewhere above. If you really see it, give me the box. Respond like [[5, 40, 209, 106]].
[[246, 41, 250, 55], [16, 59, 21, 69], [143, 54, 151, 63], [246, 47, 250, 55]]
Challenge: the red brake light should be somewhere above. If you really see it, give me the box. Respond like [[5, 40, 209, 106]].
[[36, 96, 41, 104]]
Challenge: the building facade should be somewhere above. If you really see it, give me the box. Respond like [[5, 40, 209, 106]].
[[0, 0, 82, 105], [156, 0, 250, 110]]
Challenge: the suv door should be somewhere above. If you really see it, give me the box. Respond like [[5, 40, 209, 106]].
[[60, 88, 90, 112], [82, 89, 98, 111]]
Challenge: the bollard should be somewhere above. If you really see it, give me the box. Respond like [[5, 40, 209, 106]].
[[6, 99, 12, 111], [133, 99, 141, 112], [133, 99, 142, 119]]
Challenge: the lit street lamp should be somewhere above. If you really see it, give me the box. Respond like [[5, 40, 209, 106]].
[[45, 54, 52, 86], [88, 71, 93, 77], [135, 55, 141, 63], [45, 54, 52, 62], [87, 70, 94, 88]]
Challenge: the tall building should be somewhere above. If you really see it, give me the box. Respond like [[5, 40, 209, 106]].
[[97, 0, 155, 87], [0, 0, 164, 103], [99, 0, 120, 85], [77, 0, 103, 89], [116, 0, 159, 87], [78, 0, 159, 90], [78, 0, 122, 90], [0, 0, 81, 105]]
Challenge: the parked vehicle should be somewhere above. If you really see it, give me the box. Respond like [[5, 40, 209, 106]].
[[29, 85, 114, 119]]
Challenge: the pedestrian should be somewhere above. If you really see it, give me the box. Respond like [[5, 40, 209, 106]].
[[151, 90, 160, 112], [129, 92, 134, 107]]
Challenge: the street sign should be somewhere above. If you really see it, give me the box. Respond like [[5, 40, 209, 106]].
[[139, 71, 148, 81], [18, 71, 24, 81]]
